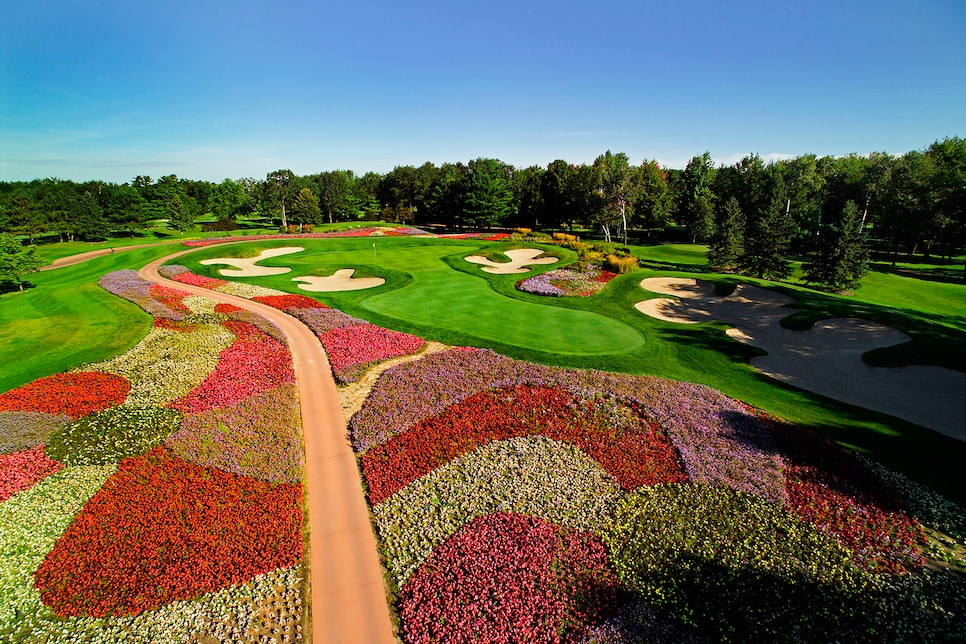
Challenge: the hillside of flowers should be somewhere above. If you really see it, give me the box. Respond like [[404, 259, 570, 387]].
[[351, 346, 966, 642], [160, 265, 426, 383], [0, 270, 306, 642], [516, 263, 617, 297]]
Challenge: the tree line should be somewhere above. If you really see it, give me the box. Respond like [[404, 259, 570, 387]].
[[1, 137, 964, 288]]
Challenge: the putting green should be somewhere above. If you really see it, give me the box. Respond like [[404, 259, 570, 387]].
[[225, 242, 643, 356]]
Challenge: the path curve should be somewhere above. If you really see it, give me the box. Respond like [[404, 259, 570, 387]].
[[139, 249, 395, 643], [39, 242, 171, 271]]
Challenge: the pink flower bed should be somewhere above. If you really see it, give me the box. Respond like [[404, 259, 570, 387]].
[[181, 227, 427, 247], [168, 321, 295, 414], [171, 271, 227, 289], [400, 512, 620, 643], [320, 324, 425, 384], [0, 445, 64, 501]]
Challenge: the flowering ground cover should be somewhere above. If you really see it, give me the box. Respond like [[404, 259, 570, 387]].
[[517, 263, 617, 297], [353, 345, 966, 641], [0, 270, 307, 640], [0, 446, 63, 501], [98, 270, 188, 320], [34, 447, 302, 617], [400, 512, 621, 643], [0, 411, 69, 455], [0, 372, 129, 419]]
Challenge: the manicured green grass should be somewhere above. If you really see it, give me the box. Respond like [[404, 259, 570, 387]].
[[3, 235, 963, 504], [179, 237, 966, 503], [0, 247, 175, 392]]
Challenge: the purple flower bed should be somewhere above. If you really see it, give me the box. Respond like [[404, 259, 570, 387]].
[[351, 347, 787, 502], [98, 270, 186, 320], [517, 265, 617, 298], [287, 306, 364, 336], [0, 411, 70, 455]]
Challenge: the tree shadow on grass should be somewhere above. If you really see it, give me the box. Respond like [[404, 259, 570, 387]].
[[0, 280, 36, 295]]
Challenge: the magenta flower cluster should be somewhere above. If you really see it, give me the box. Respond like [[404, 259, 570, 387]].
[[98, 270, 187, 320]]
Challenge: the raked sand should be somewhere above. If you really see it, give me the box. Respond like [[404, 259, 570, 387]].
[[636, 277, 966, 440], [294, 269, 386, 292], [199, 247, 305, 277], [464, 248, 559, 274]]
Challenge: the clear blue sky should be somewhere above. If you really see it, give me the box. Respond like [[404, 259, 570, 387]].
[[1, 0, 964, 183]]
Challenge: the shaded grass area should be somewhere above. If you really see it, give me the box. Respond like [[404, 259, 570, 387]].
[[0, 246, 175, 392]]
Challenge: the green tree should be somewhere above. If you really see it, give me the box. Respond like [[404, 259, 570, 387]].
[[459, 158, 513, 229], [0, 233, 44, 292], [290, 187, 322, 227], [265, 170, 297, 228], [803, 200, 870, 292], [738, 194, 796, 280], [634, 160, 673, 236], [678, 152, 717, 243], [591, 151, 640, 244], [209, 178, 249, 223], [707, 197, 745, 272], [511, 165, 544, 229], [165, 194, 197, 234]]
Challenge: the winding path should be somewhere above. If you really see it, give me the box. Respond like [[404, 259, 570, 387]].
[[139, 249, 395, 643]]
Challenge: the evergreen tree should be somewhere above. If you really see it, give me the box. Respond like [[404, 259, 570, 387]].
[[707, 197, 745, 272], [291, 187, 322, 226], [738, 197, 796, 280], [803, 200, 870, 292]]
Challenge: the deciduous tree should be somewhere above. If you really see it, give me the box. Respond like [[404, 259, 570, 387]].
[[0, 233, 44, 291]]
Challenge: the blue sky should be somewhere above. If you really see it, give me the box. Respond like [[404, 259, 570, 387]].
[[1, 0, 964, 182]]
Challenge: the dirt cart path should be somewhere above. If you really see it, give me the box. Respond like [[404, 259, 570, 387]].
[[140, 249, 394, 644]]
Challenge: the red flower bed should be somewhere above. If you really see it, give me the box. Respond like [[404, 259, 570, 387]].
[[252, 294, 328, 311], [170, 272, 227, 289], [483, 233, 511, 241], [148, 284, 191, 313], [759, 412, 925, 573], [0, 372, 129, 419], [0, 445, 64, 501], [596, 270, 618, 283], [152, 318, 199, 333], [321, 324, 424, 382], [400, 512, 620, 643], [34, 447, 302, 616], [361, 385, 686, 504], [168, 322, 295, 415], [213, 303, 243, 313]]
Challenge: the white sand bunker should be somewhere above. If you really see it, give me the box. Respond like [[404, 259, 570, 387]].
[[293, 269, 385, 292], [464, 248, 559, 274], [200, 247, 304, 277], [636, 277, 966, 440]]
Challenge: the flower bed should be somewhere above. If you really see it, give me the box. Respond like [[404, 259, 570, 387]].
[[350, 347, 786, 503], [400, 512, 620, 643], [373, 436, 623, 586], [354, 346, 965, 641], [252, 294, 328, 310], [1, 283, 308, 638], [320, 324, 425, 384], [98, 270, 187, 320], [166, 383, 302, 484], [0, 372, 129, 419], [87, 323, 235, 407], [0, 445, 63, 501], [361, 384, 685, 504], [45, 405, 181, 466], [759, 414, 926, 574], [0, 411, 70, 454], [517, 264, 617, 297], [604, 484, 880, 641], [34, 447, 303, 617], [167, 321, 295, 414]]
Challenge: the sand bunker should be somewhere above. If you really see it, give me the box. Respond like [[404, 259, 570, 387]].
[[636, 277, 966, 440], [200, 247, 304, 277], [293, 269, 386, 292], [464, 249, 559, 274]]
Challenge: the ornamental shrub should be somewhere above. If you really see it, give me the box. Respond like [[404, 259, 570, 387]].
[[603, 254, 638, 274]]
